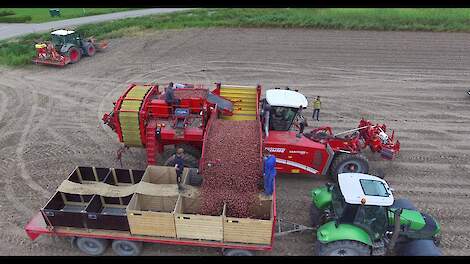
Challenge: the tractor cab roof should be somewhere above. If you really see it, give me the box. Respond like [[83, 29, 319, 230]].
[[338, 173, 394, 207], [266, 89, 308, 109], [51, 29, 76, 36]]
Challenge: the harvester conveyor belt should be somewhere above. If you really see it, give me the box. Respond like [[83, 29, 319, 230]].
[[118, 85, 153, 147]]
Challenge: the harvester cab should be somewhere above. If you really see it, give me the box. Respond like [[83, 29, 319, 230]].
[[261, 88, 308, 135], [310, 173, 441, 256]]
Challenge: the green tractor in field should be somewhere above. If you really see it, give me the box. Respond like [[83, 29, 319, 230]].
[[33, 29, 108, 66], [310, 173, 441, 256]]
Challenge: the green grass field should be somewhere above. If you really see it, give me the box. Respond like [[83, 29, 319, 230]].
[[0, 8, 136, 23], [2, 8, 470, 67]]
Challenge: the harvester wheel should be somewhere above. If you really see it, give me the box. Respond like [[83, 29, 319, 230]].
[[111, 240, 143, 256], [329, 153, 369, 181], [76, 237, 109, 256], [86, 43, 96, 57], [316, 240, 370, 256], [158, 148, 199, 168], [67, 47, 81, 64]]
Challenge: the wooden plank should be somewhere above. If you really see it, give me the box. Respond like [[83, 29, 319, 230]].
[[126, 194, 178, 238]]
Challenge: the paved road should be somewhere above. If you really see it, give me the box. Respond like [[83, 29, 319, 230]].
[[0, 8, 191, 41]]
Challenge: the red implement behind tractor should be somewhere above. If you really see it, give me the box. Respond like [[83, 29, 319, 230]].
[[103, 83, 400, 179]]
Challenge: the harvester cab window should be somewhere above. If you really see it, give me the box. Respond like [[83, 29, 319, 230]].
[[269, 106, 298, 131]]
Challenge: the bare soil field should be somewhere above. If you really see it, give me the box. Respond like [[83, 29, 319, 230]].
[[0, 28, 469, 256]]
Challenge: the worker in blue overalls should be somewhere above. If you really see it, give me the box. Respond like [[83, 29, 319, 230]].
[[263, 148, 276, 196], [174, 148, 185, 191]]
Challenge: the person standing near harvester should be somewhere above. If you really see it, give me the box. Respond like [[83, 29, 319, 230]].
[[174, 148, 185, 190], [312, 96, 321, 121], [263, 149, 276, 196]]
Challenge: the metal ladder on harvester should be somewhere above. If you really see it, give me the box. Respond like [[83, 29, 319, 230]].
[[219, 85, 258, 121]]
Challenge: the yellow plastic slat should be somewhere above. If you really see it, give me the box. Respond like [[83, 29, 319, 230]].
[[220, 88, 257, 95], [221, 115, 257, 121]]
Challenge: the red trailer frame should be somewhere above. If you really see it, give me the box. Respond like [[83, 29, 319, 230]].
[[24, 184, 276, 255]]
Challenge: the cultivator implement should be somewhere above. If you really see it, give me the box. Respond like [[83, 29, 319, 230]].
[[32, 42, 71, 67]]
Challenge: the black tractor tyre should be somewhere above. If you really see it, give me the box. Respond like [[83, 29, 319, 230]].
[[391, 198, 418, 211], [223, 249, 254, 256], [76, 237, 109, 256], [316, 240, 371, 256], [111, 240, 143, 256], [85, 42, 96, 57], [309, 203, 322, 227], [329, 153, 369, 181], [158, 148, 199, 168], [67, 46, 81, 64]]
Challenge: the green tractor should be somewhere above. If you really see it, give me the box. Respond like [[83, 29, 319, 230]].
[[33, 29, 108, 66], [310, 173, 441, 256]]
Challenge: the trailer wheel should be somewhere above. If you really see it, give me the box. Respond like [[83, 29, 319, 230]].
[[67, 46, 81, 64], [329, 153, 369, 181], [76, 237, 109, 256], [158, 148, 199, 168], [111, 240, 143, 256], [316, 240, 370, 256], [223, 249, 254, 256]]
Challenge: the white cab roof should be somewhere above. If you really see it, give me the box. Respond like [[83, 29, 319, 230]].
[[266, 89, 308, 108], [338, 173, 394, 206], [51, 29, 75, 36]]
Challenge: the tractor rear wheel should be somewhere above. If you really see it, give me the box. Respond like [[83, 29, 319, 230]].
[[67, 47, 81, 64], [316, 240, 371, 256], [158, 148, 199, 168], [329, 153, 369, 181], [86, 43, 96, 57]]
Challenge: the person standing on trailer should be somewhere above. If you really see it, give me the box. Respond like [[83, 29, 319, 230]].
[[165, 82, 180, 106], [174, 148, 185, 190], [263, 149, 276, 196], [312, 96, 321, 121]]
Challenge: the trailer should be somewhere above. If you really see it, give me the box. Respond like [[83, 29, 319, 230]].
[[25, 166, 277, 256]]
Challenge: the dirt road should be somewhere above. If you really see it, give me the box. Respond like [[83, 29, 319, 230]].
[[0, 28, 469, 255]]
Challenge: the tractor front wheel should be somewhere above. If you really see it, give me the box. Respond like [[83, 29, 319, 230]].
[[329, 153, 369, 181], [316, 240, 371, 256], [67, 47, 81, 64]]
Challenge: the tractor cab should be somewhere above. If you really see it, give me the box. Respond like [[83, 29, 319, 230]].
[[50, 30, 81, 48], [334, 173, 393, 240], [262, 89, 308, 133], [312, 173, 441, 256]]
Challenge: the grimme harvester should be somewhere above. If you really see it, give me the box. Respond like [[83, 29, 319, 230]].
[[102, 83, 400, 179], [33, 29, 108, 66]]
